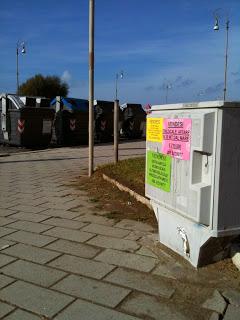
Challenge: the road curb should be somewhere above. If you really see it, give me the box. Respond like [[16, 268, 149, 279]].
[[102, 173, 152, 210], [231, 243, 240, 271]]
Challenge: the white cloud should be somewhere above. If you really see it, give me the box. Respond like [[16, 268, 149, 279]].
[[61, 70, 72, 84]]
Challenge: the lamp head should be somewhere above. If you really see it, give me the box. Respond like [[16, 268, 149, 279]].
[[214, 17, 219, 30], [21, 44, 26, 54], [120, 71, 124, 79]]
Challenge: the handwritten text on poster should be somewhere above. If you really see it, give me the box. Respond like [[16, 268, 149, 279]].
[[147, 151, 171, 192], [162, 118, 192, 160], [146, 118, 163, 142]]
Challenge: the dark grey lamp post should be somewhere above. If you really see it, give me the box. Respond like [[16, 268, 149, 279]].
[[115, 71, 124, 101], [213, 11, 230, 101], [16, 41, 26, 93]]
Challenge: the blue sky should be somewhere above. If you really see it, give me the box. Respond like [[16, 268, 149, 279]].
[[1, 0, 240, 105]]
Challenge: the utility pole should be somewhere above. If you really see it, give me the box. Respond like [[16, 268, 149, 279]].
[[16, 41, 26, 93], [16, 46, 19, 93], [114, 99, 119, 163], [165, 85, 169, 104], [115, 71, 123, 101], [114, 71, 123, 163], [88, 0, 94, 177], [223, 19, 229, 101], [213, 9, 230, 101], [165, 83, 172, 104]]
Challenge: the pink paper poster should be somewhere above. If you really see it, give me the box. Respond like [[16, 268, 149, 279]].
[[162, 118, 192, 160]]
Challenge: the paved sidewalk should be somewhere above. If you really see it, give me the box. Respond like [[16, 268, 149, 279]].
[[0, 141, 239, 320]]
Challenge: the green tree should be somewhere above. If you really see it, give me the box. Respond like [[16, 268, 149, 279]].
[[18, 74, 69, 99]]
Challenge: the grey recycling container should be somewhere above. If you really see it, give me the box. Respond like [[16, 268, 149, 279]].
[[51, 96, 89, 146], [94, 100, 114, 142], [120, 103, 146, 139], [0, 94, 54, 148]]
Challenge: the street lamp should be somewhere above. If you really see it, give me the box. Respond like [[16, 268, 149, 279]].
[[165, 83, 172, 104], [115, 71, 124, 100], [16, 41, 26, 93], [160, 79, 173, 104], [213, 10, 230, 101]]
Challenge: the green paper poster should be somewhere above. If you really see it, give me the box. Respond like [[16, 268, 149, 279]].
[[147, 151, 171, 192]]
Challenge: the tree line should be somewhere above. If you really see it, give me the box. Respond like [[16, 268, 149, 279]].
[[18, 74, 69, 98]]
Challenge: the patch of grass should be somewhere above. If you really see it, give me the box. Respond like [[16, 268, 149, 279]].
[[99, 157, 145, 196], [74, 171, 157, 227]]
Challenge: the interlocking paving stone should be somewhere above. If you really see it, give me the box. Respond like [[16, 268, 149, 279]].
[[81, 223, 130, 238], [136, 246, 158, 258], [48, 254, 114, 279], [40, 209, 80, 219], [209, 312, 220, 320], [1, 260, 66, 287], [6, 220, 53, 233], [61, 206, 95, 216], [202, 290, 227, 315], [74, 214, 116, 226], [0, 195, 18, 202], [120, 293, 188, 320], [124, 231, 146, 241], [0, 217, 15, 226], [224, 304, 240, 320], [40, 196, 74, 204], [0, 239, 15, 250], [13, 198, 48, 206], [152, 261, 184, 280], [0, 201, 19, 209], [0, 281, 74, 318], [53, 274, 131, 307], [40, 200, 83, 211], [0, 208, 18, 217], [95, 248, 158, 272], [55, 299, 140, 320], [14, 193, 42, 201], [2, 243, 62, 264], [115, 219, 155, 232], [43, 226, 95, 243], [14, 186, 42, 192], [222, 289, 240, 307], [0, 253, 16, 268], [105, 268, 175, 298], [42, 217, 86, 229], [3, 309, 41, 320], [8, 212, 49, 223], [0, 274, 15, 289], [87, 235, 140, 252], [0, 227, 16, 237], [45, 239, 100, 259], [7, 205, 47, 214], [4, 230, 56, 247], [224, 305, 240, 320], [0, 301, 14, 318], [39, 191, 71, 198]]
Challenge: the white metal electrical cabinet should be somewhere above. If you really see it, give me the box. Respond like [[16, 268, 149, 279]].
[[145, 101, 240, 267]]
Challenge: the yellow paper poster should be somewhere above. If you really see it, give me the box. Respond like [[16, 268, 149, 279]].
[[146, 117, 163, 142]]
